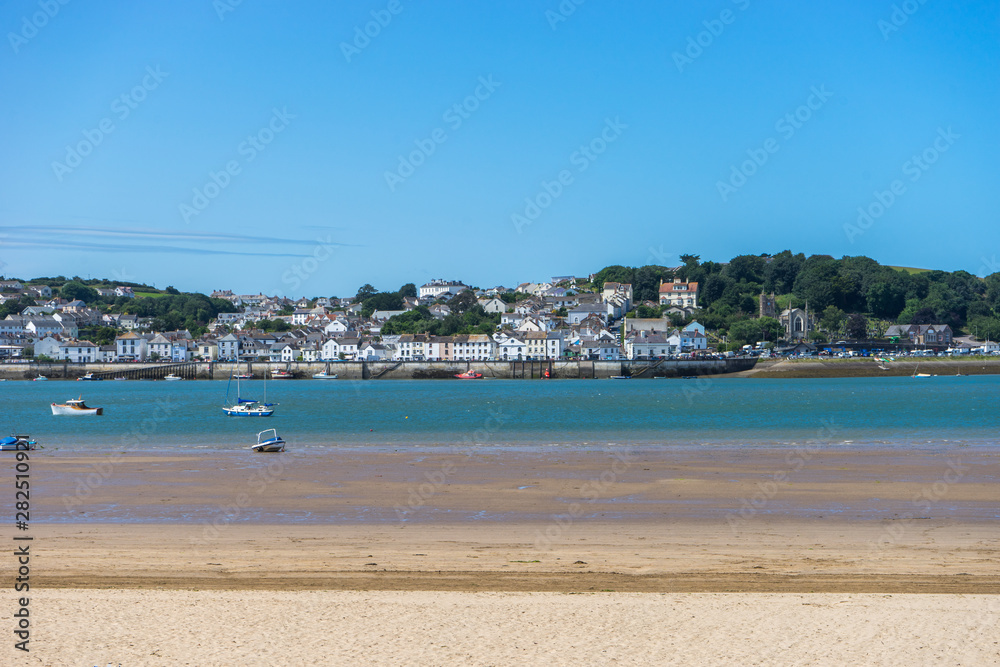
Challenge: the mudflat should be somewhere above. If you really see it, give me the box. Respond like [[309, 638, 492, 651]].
[[18, 447, 1000, 592]]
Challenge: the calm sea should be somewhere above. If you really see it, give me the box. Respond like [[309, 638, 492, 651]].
[[3, 375, 997, 452]]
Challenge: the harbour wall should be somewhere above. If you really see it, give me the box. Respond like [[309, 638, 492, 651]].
[[0, 358, 758, 381]]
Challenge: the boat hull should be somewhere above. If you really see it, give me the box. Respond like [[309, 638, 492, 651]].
[[222, 408, 274, 416], [312, 373, 338, 379], [51, 404, 103, 416], [0, 436, 35, 451], [251, 440, 285, 452]]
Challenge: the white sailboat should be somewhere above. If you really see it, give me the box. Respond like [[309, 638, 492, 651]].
[[222, 369, 275, 416]]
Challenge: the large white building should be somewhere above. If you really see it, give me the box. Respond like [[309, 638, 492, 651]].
[[418, 280, 469, 299], [658, 279, 699, 309]]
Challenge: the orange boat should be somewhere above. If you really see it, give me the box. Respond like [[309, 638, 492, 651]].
[[454, 369, 483, 379]]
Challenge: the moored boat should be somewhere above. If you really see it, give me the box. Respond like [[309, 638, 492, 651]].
[[77, 372, 103, 381], [271, 369, 293, 379], [312, 372, 338, 379], [223, 370, 276, 416], [454, 369, 483, 379], [0, 435, 36, 451], [250, 428, 286, 452], [164, 374, 183, 381], [222, 399, 275, 416], [32, 375, 47, 381], [51, 397, 104, 416]]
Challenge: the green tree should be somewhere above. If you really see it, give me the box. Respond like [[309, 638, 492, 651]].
[[354, 283, 378, 302], [819, 306, 845, 334], [398, 283, 417, 298], [59, 281, 99, 304], [592, 265, 634, 291], [725, 255, 766, 284], [846, 313, 868, 339], [361, 291, 404, 317], [447, 290, 478, 314]]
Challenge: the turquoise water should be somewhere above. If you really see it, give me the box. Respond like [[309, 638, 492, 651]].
[[3, 376, 997, 452]]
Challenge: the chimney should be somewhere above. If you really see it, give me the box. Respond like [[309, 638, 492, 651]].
[[674, 278, 680, 284]]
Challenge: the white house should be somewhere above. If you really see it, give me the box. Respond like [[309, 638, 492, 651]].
[[497, 336, 526, 360], [478, 298, 507, 314], [66, 340, 99, 363], [324, 319, 351, 336], [115, 332, 148, 361], [418, 280, 469, 299], [625, 332, 672, 359], [668, 328, 707, 351], [321, 337, 360, 360], [567, 305, 607, 325], [0, 317, 25, 336], [449, 334, 495, 361], [148, 334, 172, 360], [196, 340, 219, 361], [658, 279, 699, 309], [598, 340, 624, 360], [359, 342, 389, 360], [217, 333, 239, 360]]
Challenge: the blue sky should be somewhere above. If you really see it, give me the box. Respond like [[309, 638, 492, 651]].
[[1, 0, 997, 297]]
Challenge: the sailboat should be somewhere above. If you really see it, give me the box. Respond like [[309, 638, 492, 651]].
[[912, 363, 932, 378], [222, 369, 276, 416]]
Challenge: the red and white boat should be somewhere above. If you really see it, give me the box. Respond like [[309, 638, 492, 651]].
[[454, 369, 483, 379]]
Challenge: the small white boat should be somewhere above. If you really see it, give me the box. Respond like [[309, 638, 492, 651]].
[[234, 373, 252, 380], [32, 375, 48, 381], [77, 372, 103, 381], [312, 372, 338, 379], [164, 374, 183, 381], [51, 398, 104, 416], [250, 428, 285, 452], [113, 377, 127, 381], [271, 369, 293, 379], [0, 435, 36, 451]]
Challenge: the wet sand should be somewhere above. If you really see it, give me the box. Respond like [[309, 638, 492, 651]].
[[18, 447, 1000, 591], [5, 447, 999, 665]]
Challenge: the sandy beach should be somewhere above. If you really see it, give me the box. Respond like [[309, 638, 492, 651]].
[[5, 448, 999, 664]]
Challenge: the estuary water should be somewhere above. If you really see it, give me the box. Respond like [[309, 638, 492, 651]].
[[3, 375, 998, 452]]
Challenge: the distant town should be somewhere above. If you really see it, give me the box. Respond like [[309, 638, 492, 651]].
[[2, 252, 999, 364]]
